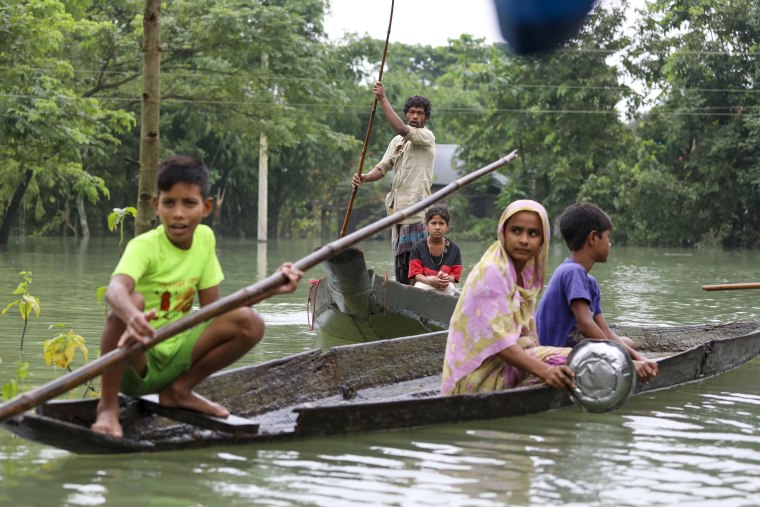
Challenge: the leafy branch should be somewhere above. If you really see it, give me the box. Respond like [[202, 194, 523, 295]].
[[2, 271, 41, 354], [107, 206, 137, 258], [44, 324, 95, 398]]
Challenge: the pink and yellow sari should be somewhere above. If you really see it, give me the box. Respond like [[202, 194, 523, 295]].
[[441, 200, 570, 395]]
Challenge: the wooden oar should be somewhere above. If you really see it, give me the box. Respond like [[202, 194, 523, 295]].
[[0, 150, 518, 422], [339, 0, 395, 238], [702, 282, 760, 291]]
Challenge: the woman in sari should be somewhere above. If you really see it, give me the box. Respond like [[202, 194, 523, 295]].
[[441, 200, 576, 395]]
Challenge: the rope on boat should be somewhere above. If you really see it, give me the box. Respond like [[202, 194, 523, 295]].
[[306, 278, 321, 331], [382, 273, 389, 315]]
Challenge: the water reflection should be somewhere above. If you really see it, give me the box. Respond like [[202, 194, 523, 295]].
[[1, 238, 760, 506], [257, 241, 268, 282], [3, 360, 760, 506]]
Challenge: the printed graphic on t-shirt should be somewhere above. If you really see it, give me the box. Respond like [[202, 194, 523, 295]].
[[153, 277, 199, 323]]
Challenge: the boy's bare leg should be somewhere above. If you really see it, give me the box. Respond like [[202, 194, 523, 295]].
[[91, 294, 148, 437], [159, 307, 262, 417]]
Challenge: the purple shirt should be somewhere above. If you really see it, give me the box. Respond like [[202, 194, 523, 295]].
[[536, 258, 602, 347]]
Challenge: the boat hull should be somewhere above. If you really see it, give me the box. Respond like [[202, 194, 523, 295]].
[[312, 247, 458, 341], [2, 322, 758, 454]]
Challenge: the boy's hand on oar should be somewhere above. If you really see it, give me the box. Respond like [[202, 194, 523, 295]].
[[118, 309, 157, 347], [275, 263, 303, 295]]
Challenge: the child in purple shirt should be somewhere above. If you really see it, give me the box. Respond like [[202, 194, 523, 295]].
[[536, 203, 658, 383]]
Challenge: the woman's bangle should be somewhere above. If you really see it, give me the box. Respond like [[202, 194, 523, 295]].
[[544, 365, 554, 379]]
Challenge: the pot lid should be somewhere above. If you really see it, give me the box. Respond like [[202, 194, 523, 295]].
[[566, 340, 636, 413]]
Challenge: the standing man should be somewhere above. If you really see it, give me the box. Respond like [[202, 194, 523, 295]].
[[352, 81, 435, 284]]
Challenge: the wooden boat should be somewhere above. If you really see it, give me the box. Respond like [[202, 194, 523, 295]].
[[2, 321, 759, 454], [310, 246, 458, 341]]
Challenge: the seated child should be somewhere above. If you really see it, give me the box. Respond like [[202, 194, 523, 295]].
[[408, 205, 462, 296], [91, 155, 302, 438], [441, 200, 576, 395], [536, 203, 657, 382]]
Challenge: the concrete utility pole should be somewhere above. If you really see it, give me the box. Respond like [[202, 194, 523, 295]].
[[257, 51, 269, 242], [257, 132, 268, 242], [135, 0, 161, 236]]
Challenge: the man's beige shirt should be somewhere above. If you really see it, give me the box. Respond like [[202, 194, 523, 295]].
[[377, 126, 435, 224]]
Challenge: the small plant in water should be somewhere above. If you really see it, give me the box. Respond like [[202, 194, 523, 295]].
[[98, 206, 136, 317], [96, 285, 109, 319], [44, 324, 96, 397], [2, 271, 41, 354], [1, 361, 29, 401], [108, 206, 137, 257]]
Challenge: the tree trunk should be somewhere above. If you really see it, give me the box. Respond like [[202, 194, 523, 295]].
[[0, 170, 33, 247], [321, 206, 329, 243], [19, 204, 25, 241], [213, 184, 226, 230], [77, 194, 90, 238], [63, 195, 71, 238], [135, 0, 161, 236]]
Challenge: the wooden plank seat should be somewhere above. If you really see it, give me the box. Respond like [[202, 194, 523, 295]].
[[138, 394, 259, 435]]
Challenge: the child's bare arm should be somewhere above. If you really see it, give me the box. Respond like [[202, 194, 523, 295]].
[[105, 274, 156, 347], [593, 313, 637, 349], [570, 299, 608, 340], [198, 286, 221, 307], [581, 305, 658, 382], [497, 345, 576, 391]]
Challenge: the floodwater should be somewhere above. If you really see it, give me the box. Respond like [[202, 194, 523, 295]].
[[1, 236, 760, 506]]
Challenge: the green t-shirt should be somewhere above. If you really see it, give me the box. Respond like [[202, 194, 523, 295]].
[[113, 224, 224, 329]]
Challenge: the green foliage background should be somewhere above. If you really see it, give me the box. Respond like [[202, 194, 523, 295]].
[[2, 0, 759, 247]]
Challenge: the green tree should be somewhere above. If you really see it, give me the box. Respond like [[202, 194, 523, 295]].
[[448, 8, 630, 224], [626, 0, 760, 246], [0, 0, 134, 245]]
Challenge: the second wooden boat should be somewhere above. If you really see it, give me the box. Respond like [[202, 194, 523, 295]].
[[310, 246, 458, 341]]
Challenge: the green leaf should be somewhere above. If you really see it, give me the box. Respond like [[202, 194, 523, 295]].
[[16, 361, 29, 380], [2, 301, 19, 315], [2, 381, 18, 401], [107, 211, 118, 231], [43, 337, 64, 366], [96, 286, 108, 303], [23, 295, 41, 317], [18, 301, 31, 320]]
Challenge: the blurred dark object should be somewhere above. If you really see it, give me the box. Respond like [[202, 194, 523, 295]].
[[493, 0, 597, 55]]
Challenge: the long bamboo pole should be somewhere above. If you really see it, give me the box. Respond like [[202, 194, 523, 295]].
[[702, 282, 760, 291], [0, 150, 518, 422], [339, 0, 395, 238]]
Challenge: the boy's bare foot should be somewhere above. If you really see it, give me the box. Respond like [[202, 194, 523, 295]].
[[91, 408, 123, 438], [159, 387, 230, 418]]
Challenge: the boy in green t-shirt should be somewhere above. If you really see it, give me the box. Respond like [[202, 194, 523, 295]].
[[91, 155, 302, 438]]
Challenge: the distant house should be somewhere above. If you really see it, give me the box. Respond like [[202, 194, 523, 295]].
[[433, 144, 507, 218]]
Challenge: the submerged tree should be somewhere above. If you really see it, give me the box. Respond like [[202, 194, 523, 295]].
[[0, 1, 133, 246]]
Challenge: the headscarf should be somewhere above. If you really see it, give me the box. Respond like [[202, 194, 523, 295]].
[[441, 200, 551, 395]]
